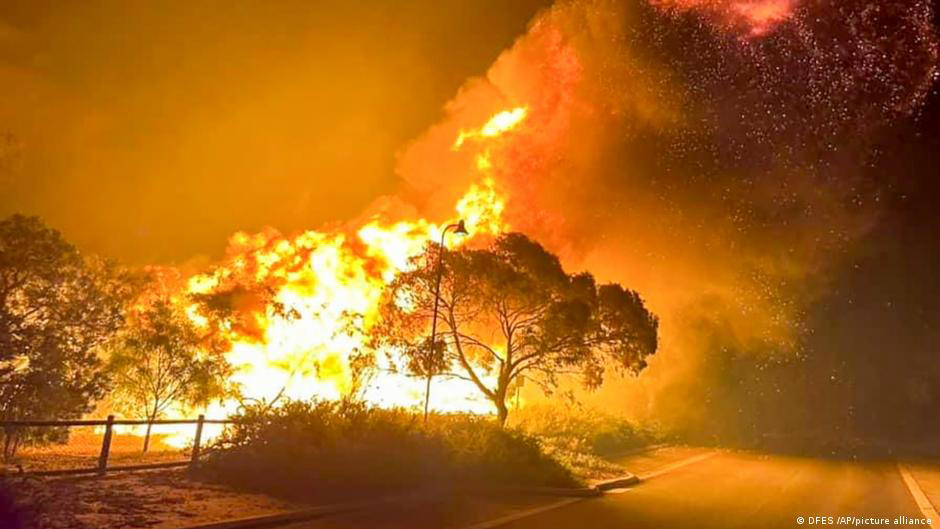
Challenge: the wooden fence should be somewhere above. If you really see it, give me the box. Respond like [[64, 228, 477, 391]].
[[0, 415, 233, 477]]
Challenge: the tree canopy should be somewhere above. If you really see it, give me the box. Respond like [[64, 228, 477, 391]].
[[372, 232, 658, 424], [109, 298, 233, 451], [0, 214, 137, 458]]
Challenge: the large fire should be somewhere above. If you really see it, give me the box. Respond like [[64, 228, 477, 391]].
[[132, 107, 526, 446], [85, 0, 937, 452]]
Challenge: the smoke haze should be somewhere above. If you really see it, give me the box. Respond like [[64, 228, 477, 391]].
[[395, 0, 939, 442], [3, 0, 939, 444]]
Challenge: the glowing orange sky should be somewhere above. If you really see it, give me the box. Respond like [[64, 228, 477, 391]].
[[0, 1, 552, 264]]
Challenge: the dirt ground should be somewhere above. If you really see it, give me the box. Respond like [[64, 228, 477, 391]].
[[7, 468, 302, 529], [10, 431, 192, 473], [4, 445, 640, 529]]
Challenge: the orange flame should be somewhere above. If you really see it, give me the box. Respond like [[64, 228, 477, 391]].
[[453, 107, 528, 149], [138, 107, 528, 447]]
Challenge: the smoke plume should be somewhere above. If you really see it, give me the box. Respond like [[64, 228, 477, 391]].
[[395, 0, 939, 439]]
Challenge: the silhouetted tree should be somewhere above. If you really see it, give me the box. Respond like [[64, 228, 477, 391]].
[[0, 214, 136, 459], [372, 233, 658, 425], [108, 299, 232, 452]]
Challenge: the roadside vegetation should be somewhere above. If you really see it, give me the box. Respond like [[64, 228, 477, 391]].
[[511, 403, 672, 480], [194, 399, 675, 500], [195, 400, 579, 501], [0, 215, 140, 460]]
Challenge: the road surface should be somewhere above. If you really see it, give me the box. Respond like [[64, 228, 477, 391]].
[[288, 447, 939, 529]]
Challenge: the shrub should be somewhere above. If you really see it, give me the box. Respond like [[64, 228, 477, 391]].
[[195, 400, 577, 500], [511, 403, 668, 455], [509, 403, 672, 479], [427, 415, 575, 487]]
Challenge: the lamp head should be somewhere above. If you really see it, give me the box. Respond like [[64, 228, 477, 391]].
[[454, 219, 469, 236]]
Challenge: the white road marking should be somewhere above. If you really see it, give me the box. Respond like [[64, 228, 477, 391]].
[[458, 449, 716, 529], [898, 463, 939, 523], [459, 498, 584, 529], [637, 451, 718, 481]]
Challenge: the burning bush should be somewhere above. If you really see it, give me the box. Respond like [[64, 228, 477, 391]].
[[194, 400, 577, 500]]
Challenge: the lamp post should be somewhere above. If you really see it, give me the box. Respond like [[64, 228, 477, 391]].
[[424, 219, 468, 424]]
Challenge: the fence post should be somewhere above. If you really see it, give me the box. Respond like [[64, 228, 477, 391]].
[[97, 415, 114, 476], [190, 414, 205, 469]]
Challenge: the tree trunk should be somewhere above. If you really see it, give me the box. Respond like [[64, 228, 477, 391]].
[[11, 432, 20, 459], [494, 368, 511, 426], [143, 420, 153, 453], [423, 372, 432, 425], [495, 398, 509, 426], [2, 428, 16, 461], [494, 379, 510, 426], [143, 401, 161, 453]]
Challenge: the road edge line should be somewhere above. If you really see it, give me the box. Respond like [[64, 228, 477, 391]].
[[459, 498, 585, 529], [174, 499, 377, 529], [458, 449, 717, 529], [638, 451, 717, 481], [898, 463, 940, 523]]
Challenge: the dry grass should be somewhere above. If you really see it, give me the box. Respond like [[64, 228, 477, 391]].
[[4, 468, 299, 529], [10, 431, 187, 473]]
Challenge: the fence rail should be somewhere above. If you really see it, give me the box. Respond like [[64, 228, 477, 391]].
[[1, 415, 234, 477], [1, 418, 233, 427]]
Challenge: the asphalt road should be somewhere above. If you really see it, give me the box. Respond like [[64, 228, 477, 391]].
[[290, 448, 938, 529], [498, 451, 931, 529]]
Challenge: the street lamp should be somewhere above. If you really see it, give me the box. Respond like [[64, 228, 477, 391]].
[[424, 220, 468, 424]]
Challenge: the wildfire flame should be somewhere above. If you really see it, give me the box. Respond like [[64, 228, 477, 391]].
[[84, 0, 940, 451], [138, 107, 526, 447], [453, 107, 528, 149]]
